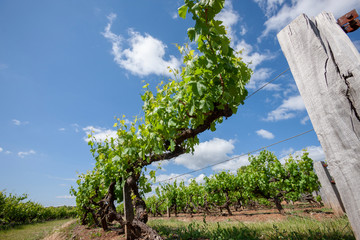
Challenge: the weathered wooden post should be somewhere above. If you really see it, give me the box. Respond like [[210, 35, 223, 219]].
[[278, 12, 360, 239], [313, 161, 345, 215], [123, 181, 134, 240]]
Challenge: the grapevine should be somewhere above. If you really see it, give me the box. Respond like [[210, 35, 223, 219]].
[[147, 151, 321, 217], [71, 0, 252, 238]]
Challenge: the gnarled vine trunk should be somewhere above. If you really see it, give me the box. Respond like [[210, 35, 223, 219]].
[[273, 197, 285, 214], [78, 176, 162, 239]]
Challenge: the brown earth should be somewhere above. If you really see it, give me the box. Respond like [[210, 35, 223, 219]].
[[58, 205, 335, 240], [71, 225, 126, 240], [43, 219, 77, 240], [153, 205, 335, 223]]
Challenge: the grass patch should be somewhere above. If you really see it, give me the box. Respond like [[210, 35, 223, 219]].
[[148, 216, 354, 240], [0, 218, 75, 240]]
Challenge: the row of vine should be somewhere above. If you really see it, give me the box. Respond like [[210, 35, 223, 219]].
[[146, 150, 321, 217], [0, 191, 76, 229]]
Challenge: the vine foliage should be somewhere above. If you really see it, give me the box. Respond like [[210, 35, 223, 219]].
[[149, 150, 320, 218], [71, 0, 252, 238]]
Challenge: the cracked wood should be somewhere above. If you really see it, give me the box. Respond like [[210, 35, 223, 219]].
[[277, 12, 360, 239]]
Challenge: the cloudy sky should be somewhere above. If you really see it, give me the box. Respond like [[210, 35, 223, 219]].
[[1, 0, 359, 206]]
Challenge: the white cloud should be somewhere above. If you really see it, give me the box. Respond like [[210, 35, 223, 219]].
[[155, 173, 207, 185], [305, 146, 325, 162], [301, 115, 310, 125], [279, 147, 295, 158], [18, 150, 36, 158], [58, 128, 66, 131], [174, 138, 235, 170], [283, 83, 298, 97], [102, 13, 122, 61], [189, 173, 206, 184], [56, 195, 75, 199], [235, 40, 275, 69], [12, 119, 21, 125], [216, 0, 240, 42], [265, 83, 282, 91], [83, 126, 117, 142], [217, 1, 273, 71], [280, 95, 305, 110], [248, 68, 281, 90], [212, 154, 251, 172], [251, 68, 273, 82], [71, 123, 80, 133], [254, 0, 285, 17], [150, 159, 170, 170], [265, 95, 306, 121], [172, 12, 178, 19], [239, 25, 247, 36], [248, 68, 272, 89], [0, 147, 9, 154], [280, 145, 325, 163], [260, 0, 360, 38], [214, 145, 325, 172], [12, 119, 29, 126], [155, 173, 192, 184], [272, 93, 282, 100], [256, 129, 275, 139], [102, 13, 181, 77]]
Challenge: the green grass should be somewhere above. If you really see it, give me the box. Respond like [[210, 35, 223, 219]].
[[5, 212, 352, 240], [148, 216, 355, 240], [0, 218, 76, 240]]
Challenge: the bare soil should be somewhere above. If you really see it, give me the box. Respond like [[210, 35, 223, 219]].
[[71, 225, 126, 240], [154, 206, 335, 223], [43, 219, 77, 240]]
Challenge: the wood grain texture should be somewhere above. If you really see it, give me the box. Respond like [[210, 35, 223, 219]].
[[313, 161, 345, 215], [278, 12, 360, 239]]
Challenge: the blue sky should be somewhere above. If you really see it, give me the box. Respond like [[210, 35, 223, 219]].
[[1, 0, 360, 206]]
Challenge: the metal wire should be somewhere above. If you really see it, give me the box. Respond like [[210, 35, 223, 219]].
[[245, 68, 290, 100]]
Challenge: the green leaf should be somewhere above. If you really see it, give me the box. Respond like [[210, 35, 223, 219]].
[[189, 105, 196, 116], [168, 119, 177, 127], [178, 5, 188, 19], [149, 170, 156, 179], [196, 82, 206, 96], [170, 140, 176, 151], [194, 68, 202, 75], [210, 122, 216, 131], [187, 28, 195, 42]]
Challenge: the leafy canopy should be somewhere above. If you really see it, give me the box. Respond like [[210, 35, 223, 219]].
[[72, 0, 252, 215]]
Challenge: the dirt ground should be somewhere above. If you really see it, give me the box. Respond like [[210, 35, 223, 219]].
[[43, 219, 77, 240], [71, 225, 126, 240], [152, 205, 335, 223], [64, 204, 336, 240]]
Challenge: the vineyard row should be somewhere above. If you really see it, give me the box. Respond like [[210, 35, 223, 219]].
[[0, 191, 76, 229], [145, 150, 321, 217]]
